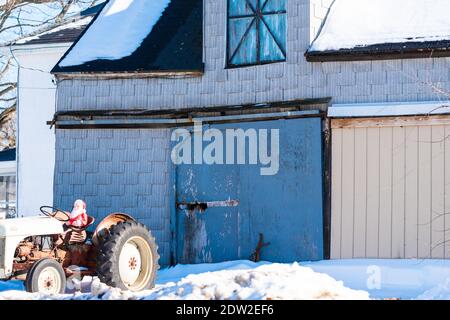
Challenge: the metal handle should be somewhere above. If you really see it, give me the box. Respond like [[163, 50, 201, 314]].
[[177, 200, 239, 212]]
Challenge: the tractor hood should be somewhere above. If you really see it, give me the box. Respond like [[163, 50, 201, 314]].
[[0, 216, 63, 237]]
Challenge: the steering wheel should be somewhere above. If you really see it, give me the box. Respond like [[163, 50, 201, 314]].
[[40, 206, 70, 222]]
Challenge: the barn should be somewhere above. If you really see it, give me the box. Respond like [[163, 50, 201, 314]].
[[50, 0, 450, 266]]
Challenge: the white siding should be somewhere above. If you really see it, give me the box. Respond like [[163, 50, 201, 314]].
[[14, 45, 70, 216], [331, 116, 450, 259]]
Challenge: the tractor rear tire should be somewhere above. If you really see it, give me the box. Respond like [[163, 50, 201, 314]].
[[96, 221, 159, 291], [25, 258, 66, 294]]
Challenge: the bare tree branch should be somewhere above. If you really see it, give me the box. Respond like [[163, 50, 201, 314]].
[[0, 0, 99, 149]]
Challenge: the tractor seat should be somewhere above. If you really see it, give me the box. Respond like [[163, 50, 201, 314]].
[[64, 216, 95, 245], [67, 216, 95, 232]]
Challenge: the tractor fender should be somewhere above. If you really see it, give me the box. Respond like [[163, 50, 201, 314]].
[[92, 213, 136, 247]]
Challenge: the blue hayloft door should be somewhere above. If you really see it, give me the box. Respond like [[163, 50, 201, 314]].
[[172, 117, 324, 263]]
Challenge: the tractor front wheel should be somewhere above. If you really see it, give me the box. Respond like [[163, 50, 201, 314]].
[[96, 221, 159, 291], [25, 258, 66, 294]]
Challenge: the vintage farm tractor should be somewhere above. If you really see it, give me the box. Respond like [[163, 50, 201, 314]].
[[0, 206, 159, 294]]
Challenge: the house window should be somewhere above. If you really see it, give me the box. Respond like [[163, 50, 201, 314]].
[[227, 0, 286, 67], [0, 175, 16, 218]]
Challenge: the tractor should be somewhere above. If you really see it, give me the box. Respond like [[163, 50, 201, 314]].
[[0, 206, 159, 294]]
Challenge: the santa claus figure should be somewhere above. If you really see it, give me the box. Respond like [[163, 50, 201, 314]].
[[68, 199, 88, 228]]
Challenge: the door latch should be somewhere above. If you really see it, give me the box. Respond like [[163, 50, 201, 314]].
[[177, 200, 239, 213]]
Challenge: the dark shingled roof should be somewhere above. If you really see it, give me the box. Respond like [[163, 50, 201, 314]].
[[79, 3, 107, 16], [51, 0, 204, 74], [15, 3, 105, 47], [0, 148, 15, 162], [306, 40, 450, 62], [16, 20, 91, 46]]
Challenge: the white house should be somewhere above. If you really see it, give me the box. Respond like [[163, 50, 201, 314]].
[[9, 6, 100, 216]]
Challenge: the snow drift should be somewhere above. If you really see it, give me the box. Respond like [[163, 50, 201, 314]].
[[0, 262, 369, 300], [417, 278, 450, 300], [140, 263, 370, 300], [4, 259, 450, 300]]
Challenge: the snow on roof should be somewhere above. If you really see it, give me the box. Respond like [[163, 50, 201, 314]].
[[310, 0, 450, 52], [59, 0, 171, 67], [328, 101, 450, 118], [15, 16, 93, 45]]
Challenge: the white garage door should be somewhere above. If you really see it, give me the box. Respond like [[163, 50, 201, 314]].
[[331, 115, 450, 259]]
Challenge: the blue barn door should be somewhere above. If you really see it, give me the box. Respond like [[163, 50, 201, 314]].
[[173, 117, 324, 263]]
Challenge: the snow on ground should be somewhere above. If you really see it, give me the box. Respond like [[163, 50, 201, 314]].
[[311, 0, 450, 51], [418, 278, 450, 300], [2, 259, 450, 300], [143, 263, 369, 300], [305, 259, 450, 300], [59, 0, 171, 67], [0, 261, 369, 300]]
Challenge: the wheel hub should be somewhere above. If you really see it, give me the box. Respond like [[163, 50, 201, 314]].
[[129, 257, 137, 270], [119, 242, 142, 286], [37, 267, 61, 294], [117, 236, 153, 291], [45, 278, 53, 288]]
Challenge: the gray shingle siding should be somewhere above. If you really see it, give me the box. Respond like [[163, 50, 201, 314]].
[[54, 0, 450, 266], [54, 129, 171, 265]]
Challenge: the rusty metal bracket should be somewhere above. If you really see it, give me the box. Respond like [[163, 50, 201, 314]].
[[177, 200, 239, 213], [250, 233, 270, 262]]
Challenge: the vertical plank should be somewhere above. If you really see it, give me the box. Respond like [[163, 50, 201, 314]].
[[330, 128, 343, 259], [431, 125, 445, 258], [379, 127, 393, 258], [341, 128, 355, 258], [417, 126, 432, 258], [391, 127, 406, 258], [353, 127, 367, 257], [404, 126, 418, 258], [366, 128, 380, 257], [445, 125, 450, 259]]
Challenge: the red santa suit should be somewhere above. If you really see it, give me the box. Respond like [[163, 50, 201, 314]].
[[68, 199, 88, 228]]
